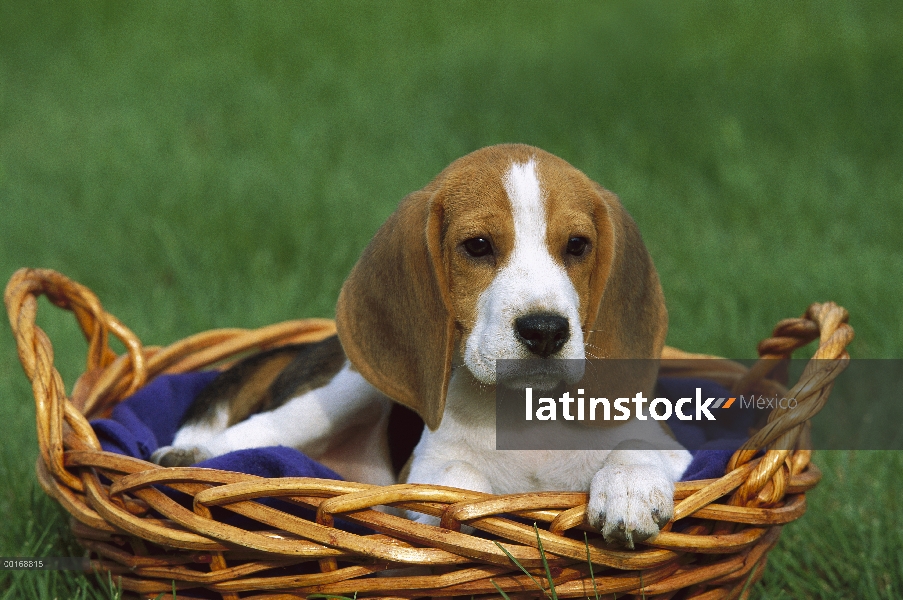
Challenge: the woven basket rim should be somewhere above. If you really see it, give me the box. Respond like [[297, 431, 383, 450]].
[[4, 267, 855, 600]]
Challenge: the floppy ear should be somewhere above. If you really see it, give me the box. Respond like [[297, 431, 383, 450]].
[[584, 184, 668, 362], [336, 188, 454, 431]]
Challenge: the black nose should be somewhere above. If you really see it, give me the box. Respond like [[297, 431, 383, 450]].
[[514, 313, 570, 358]]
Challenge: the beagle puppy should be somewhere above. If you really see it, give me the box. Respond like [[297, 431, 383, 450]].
[[152, 144, 691, 547]]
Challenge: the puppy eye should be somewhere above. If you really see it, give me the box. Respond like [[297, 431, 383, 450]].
[[462, 237, 494, 258], [566, 236, 589, 257]]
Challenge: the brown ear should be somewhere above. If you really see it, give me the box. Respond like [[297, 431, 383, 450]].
[[336, 188, 454, 431], [584, 184, 668, 363]]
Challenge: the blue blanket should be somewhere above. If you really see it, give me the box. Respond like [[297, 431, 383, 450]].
[[91, 372, 751, 484]]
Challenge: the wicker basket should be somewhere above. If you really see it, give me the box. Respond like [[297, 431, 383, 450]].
[[5, 268, 854, 600]]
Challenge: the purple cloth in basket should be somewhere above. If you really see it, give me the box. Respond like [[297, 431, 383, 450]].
[[91, 372, 753, 484], [91, 371, 344, 479]]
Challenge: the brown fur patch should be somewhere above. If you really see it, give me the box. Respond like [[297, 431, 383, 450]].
[[259, 335, 346, 417], [181, 335, 346, 428]]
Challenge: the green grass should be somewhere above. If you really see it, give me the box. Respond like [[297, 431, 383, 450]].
[[1, 1, 901, 598]]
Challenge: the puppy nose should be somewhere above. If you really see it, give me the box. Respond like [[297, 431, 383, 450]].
[[514, 314, 570, 358]]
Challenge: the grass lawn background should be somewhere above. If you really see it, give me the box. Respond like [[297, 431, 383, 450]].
[[1, 1, 901, 597]]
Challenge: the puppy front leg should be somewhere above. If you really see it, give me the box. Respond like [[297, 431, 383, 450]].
[[404, 458, 494, 527], [587, 442, 691, 549]]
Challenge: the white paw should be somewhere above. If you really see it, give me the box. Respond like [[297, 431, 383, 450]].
[[587, 464, 674, 549], [150, 445, 212, 467]]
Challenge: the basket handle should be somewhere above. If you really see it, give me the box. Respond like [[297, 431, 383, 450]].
[[5, 268, 147, 384], [727, 301, 854, 505], [5, 268, 148, 491]]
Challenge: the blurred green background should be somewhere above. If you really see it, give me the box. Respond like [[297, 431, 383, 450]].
[[1, 1, 901, 598]]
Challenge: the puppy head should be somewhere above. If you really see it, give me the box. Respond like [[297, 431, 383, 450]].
[[336, 144, 667, 429]]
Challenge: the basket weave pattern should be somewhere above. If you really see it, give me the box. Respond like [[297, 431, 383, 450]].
[[5, 268, 854, 599]]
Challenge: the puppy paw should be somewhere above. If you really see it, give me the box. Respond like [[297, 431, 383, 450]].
[[150, 445, 212, 467], [587, 464, 674, 549]]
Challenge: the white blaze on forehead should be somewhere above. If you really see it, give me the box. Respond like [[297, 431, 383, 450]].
[[462, 158, 585, 385], [503, 159, 546, 240]]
